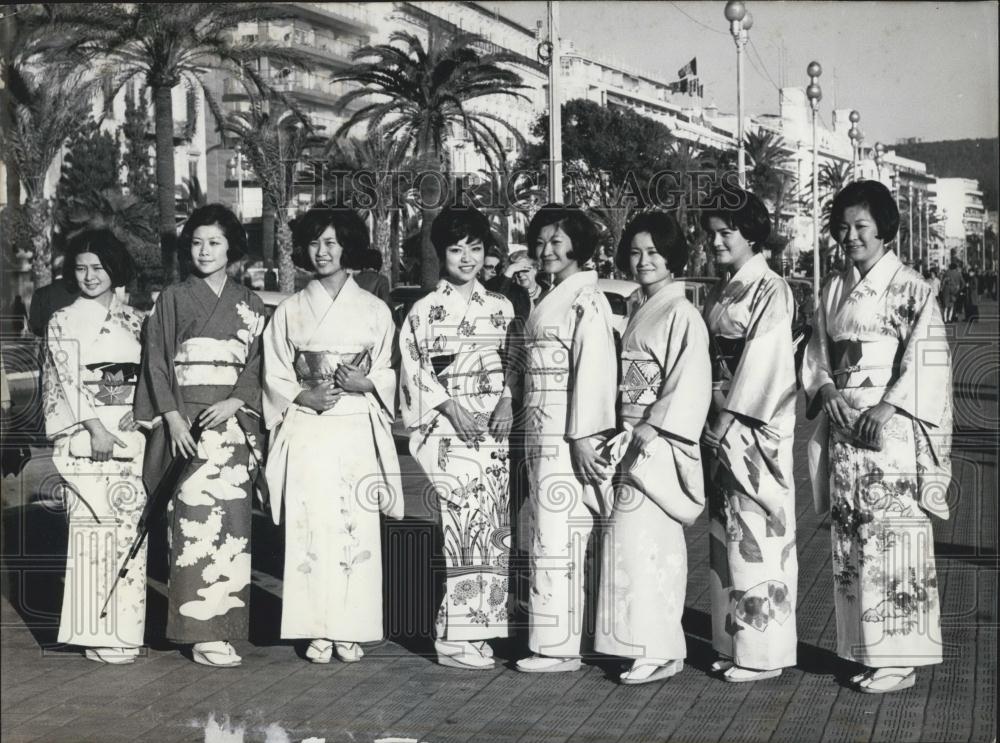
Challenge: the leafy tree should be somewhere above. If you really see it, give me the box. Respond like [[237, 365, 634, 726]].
[[55, 119, 120, 222], [121, 86, 155, 203], [332, 30, 529, 288]]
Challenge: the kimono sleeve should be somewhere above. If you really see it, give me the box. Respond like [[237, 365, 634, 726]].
[[230, 292, 266, 413], [801, 279, 836, 418], [642, 303, 712, 444], [567, 290, 617, 440], [134, 292, 181, 422], [262, 302, 300, 430], [367, 303, 398, 417], [398, 304, 450, 429], [494, 296, 521, 401], [43, 310, 98, 438], [882, 282, 950, 426], [724, 278, 797, 425]]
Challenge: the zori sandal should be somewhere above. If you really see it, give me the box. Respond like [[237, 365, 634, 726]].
[[515, 655, 582, 673], [856, 668, 916, 694], [620, 659, 684, 685], [334, 641, 364, 663], [192, 641, 242, 668], [723, 665, 781, 683], [306, 639, 333, 664], [84, 647, 139, 665], [435, 641, 494, 670]]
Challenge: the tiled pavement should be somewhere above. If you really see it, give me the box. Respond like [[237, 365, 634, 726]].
[[2, 308, 996, 743]]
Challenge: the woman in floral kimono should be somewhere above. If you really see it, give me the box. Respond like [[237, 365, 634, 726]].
[[134, 204, 266, 668], [700, 188, 798, 682], [43, 229, 147, 664], [803, 180, 952, 694], [595, 212, 712, 684], [264, 205, 401, 665], [515, 204, 618, 674], [399, 206, 516, 670]]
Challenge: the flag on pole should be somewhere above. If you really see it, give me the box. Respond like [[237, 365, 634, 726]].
[[677, 57, 697, 78]]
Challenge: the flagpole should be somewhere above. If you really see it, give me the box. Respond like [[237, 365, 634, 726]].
[[807, 61, 822, 304], [547, 1, 563, 203]]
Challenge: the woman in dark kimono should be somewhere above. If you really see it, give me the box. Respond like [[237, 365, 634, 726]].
[[134, 204, 266, 667]]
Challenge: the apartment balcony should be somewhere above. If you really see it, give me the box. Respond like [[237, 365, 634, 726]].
[[284, 2, 376, 35]]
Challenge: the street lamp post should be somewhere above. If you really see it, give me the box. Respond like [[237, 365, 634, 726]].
[[908, 183, 914, 264], [227, 144, 245, 219], [848, 110, 860, 181], [874, 142, 885, 181], [725, 1, 753, 189], [807, 61, 822, 303], [547, 1, 563, 203]]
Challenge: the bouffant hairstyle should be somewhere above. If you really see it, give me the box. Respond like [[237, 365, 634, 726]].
[[616, 211, 689, 276], [62, 228, 135, 293], [291, 204, 369, 271], [829, 180, 900, 242], [699, 187, 771, 251], [178, 204, 247, 270], [430, 205, 494, 263], [526, 203, 599, 265]]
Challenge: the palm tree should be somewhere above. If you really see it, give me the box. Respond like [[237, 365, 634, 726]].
[[47, 3, 312, 279], [218, 90, 317, 292], [331, 31, 529, 288]]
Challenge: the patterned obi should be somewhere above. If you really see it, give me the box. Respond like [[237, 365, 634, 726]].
[[293, 347, 371, 389], [710, 335, 745, 390], [828, 335, 901, 390], [82, 361, 140, 406], [429, 348, 505, 401], [174, 337, 246, 387], [619, 353, 662, 407]]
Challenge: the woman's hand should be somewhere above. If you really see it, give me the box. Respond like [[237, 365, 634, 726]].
[[488, 397, 513, 441], [701, 411, 735, 451], [117, 410, 139, 432], [197, 397, 244, 430], [820, 383, 853, 430], [82, 419, 125, 463], [570, 436, 611, 486], [441, 400, 486, 446], [334, 363, 375, 394], [855, 401, 896, 447], [621, 422, 658, 471], [164, 411, 197, 459], [295, 382, 342, 413]]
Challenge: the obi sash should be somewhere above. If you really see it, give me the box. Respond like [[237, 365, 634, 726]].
[[82, 361, 140, 406], [619, 354, 662, 407], [710, 336, 745, 387], [174, 337, 246, 387], [430, 349, 505, 402], [524, 339, 572, 396], [294, 349, 371, 388], [829, 336, 903, 390]]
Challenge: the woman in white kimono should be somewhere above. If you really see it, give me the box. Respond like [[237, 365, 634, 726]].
[[516, 204, 618, 673], [700, 188, 798, 683], [803, 180, 952, 694], [43, 229, 148, 664], [399, 206, 516, 670], [595, 212, 712, 684], [263, 205, 402, 664]]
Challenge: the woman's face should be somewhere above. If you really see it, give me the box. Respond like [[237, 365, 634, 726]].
[[629, 231, 672, 290], [706, 216, 754, 269], [443, 236, 484, 286], [190, 224, 230, 277], [536, 224, 576, 281], [74, 252, 113, 300], [308, 226, 344, 277], [836, 203, 885, 271]]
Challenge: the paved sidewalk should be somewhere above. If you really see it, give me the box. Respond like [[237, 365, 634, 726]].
[[2, 309, 996, 743]]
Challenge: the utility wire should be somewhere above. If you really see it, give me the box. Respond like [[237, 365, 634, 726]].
[[749, 39, 781, 92], [669, 2, 728, 35]]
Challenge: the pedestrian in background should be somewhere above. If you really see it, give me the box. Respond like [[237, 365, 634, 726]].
[[941, 262, 964, 322], [964, 268, 980, 323], [700, 188, 799, 683], [804, 180, 952, 694], [134, 204, 267, 668], [42, 229, 148, 664]]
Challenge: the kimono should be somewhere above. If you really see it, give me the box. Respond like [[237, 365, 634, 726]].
[[263, 278, 401, 642], [595, 283, 712, 661], [43, 295, 147, 649], [521, 270, 617, 658], [399, 280, 516, 641], [803, 251, 951, 668], [702, 253, 798, 671], [133, 277, 266, 644]]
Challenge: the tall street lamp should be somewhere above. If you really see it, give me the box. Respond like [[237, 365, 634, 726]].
[[908, 182, 914, 264], [725, 1, 753, 189], [848, 110, 861, 181], [874, 142, 885, 180], [547, 1, 563, 203], [227, 143, 244, 220], [807, 61, 822, 302]]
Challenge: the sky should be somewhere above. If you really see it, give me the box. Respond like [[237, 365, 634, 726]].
[[489, 1, 999, 145]]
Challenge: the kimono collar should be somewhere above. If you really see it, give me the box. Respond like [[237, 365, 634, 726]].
[[545, 269, 598, 304], [303, 275, 360, 319], [725, 252, 769, 287], [633, 280, 686, 319], [847, 250, 902, 296], [435, 278, 486, 308], [188, 274, 235, 311]]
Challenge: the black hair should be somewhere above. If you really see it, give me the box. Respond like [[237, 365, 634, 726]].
[[291, 204, 369, 271], [361, 249, 383, 271], [616, 211, 689, 276], [178, 204, 247, 270], [484, 245, 506, 270], [430, 205, 494, 263], [62, 228, 135, 293], [526, 203, 599, 265], [699, 187, 771, 251], [828, 180, 900, 242]]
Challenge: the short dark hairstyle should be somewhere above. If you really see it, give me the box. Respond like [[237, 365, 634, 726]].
[[178, 204, 247, 270], [62, 228, 135, 293], [361, 249, 383, 271], [291, 204, 369, 271], [484, 245, 506, 270], [616, 211, 689, 275], [526, 203, 599, 265], [430, 205, 494, 263], [829, 180, 900, 242], [699, 187, 771, 250]]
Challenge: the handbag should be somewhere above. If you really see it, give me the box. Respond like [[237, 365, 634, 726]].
[[68, 406, 144, 460]]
